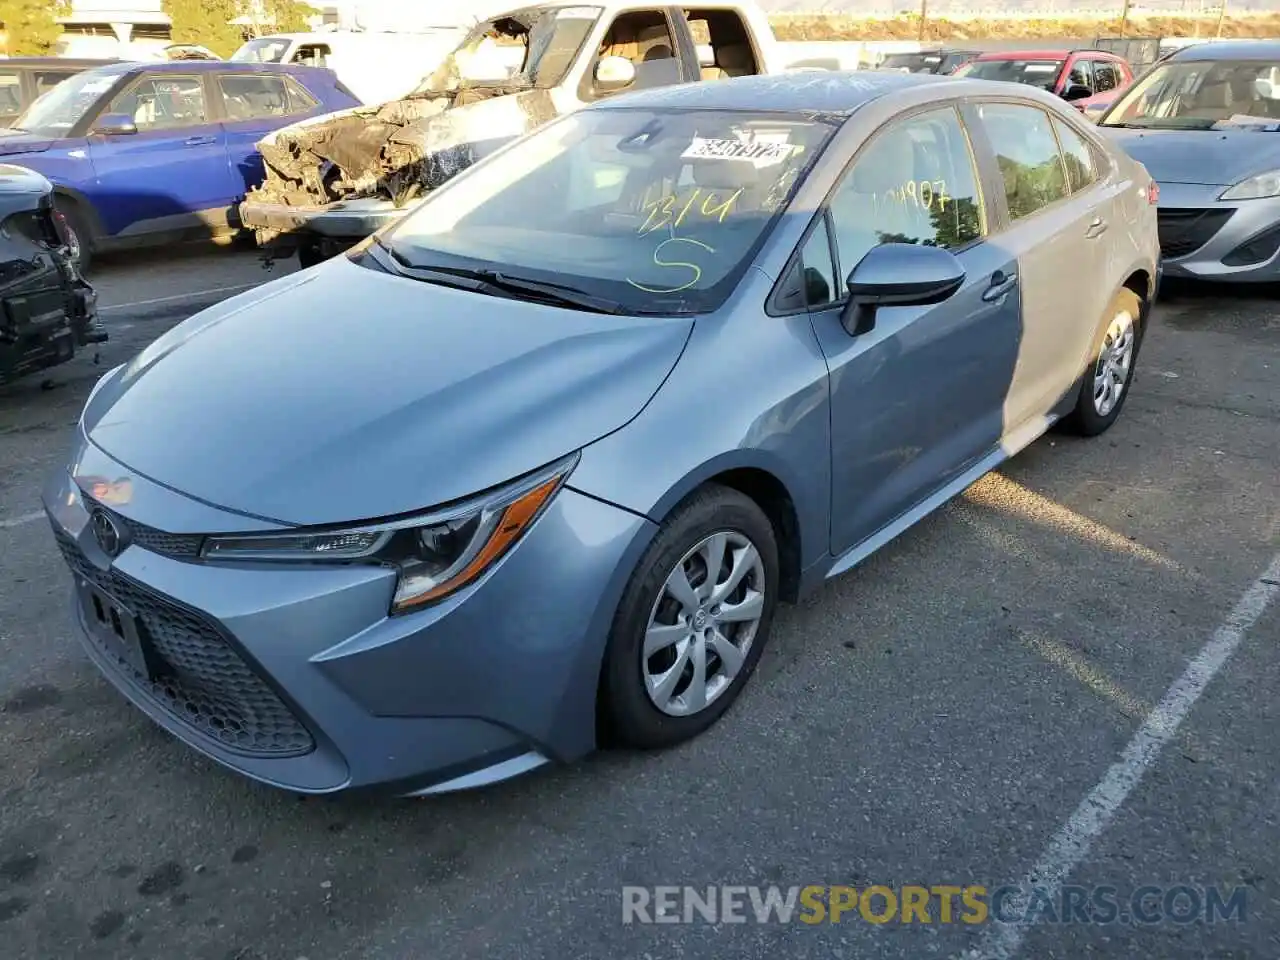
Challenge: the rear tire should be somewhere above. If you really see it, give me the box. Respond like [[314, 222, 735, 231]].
[[600, 485, 780, 750], [1062, 288, 1144, 437]]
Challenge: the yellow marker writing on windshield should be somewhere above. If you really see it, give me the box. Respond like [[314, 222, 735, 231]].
[[627, 237, 715, 294], [639, 188, 744, 235]]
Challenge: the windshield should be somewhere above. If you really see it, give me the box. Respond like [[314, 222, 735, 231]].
[[231, 38, 291, 63], [957, 58, 1065, 90], [14, 69, 120, 135], [880, 53, 943, 73], [415, 6, 601, 94], [380, 108, 835, 315], [1100, 59, 1280, 129]]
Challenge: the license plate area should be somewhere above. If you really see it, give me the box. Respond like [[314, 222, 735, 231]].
[[78, 580, 157, 680]]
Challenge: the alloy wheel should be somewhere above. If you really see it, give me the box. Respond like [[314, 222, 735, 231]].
[[1092, 309, 1136, 418], [642, 531, 766, 718]]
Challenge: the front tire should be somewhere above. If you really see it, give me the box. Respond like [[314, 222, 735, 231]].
[[601, 485, 780, 749], [1062, 288, 1144, 437], [297, 238, 326, 269]]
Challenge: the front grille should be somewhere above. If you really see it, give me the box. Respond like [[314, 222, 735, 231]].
[[55, 528, 315, 758], [1157, 207, 1234, 258], [81, 496, 204, 559]]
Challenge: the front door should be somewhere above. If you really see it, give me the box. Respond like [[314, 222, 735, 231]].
[[804, 105, 1022, 557], [86, 73, 236, 238], [965, 100, 1111, 433]]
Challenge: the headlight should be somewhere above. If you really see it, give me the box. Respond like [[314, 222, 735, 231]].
[[1220, 170, 1280, 201], [201, 454, 577, 614]]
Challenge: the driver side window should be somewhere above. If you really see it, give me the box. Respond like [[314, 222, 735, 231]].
[[107, 75, 207, 131], [585, 10, 680, 101], [783, 107, 985, 312]]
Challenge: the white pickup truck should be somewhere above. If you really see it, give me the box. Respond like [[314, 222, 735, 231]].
[[239, 0, 814, 265]]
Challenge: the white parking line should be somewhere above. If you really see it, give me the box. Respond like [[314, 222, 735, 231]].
[[959, 550, 1280, 960], [99, 281, 261, 313], [0, 510, 44, 530]]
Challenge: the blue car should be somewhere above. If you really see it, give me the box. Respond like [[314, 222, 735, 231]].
[[0, 60, 359, 269], [46, 72, 1160, 796]]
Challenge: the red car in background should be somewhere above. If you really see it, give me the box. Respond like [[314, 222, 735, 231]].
[[954, 49, 1134, 111]]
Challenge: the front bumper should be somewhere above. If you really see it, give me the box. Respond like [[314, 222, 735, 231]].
[[239, 196, 410, 241], [1, 270, 104, 382], [1155, 183, 1280, 282], [43, 435, 654, 795]]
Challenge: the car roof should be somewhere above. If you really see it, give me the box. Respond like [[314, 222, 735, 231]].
[[77, 59, 327, 79], [0, 57, 116, 69], [1168, 40, 1280, 61], [589, 70, 947, 116], [981, 48, 1126, 60]]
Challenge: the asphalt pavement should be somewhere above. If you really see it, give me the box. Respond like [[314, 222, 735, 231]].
[[0, 249, 1276, 960]]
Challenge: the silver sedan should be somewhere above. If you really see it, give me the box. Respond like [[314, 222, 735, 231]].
[[1100, 40, 1280, 282]]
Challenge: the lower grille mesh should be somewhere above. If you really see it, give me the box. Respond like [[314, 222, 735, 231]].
[[55, 528, 315, 758]]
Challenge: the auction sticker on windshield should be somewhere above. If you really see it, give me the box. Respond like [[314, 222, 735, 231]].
[[682, 138, 798, 165], [557, 6, 602, 18]]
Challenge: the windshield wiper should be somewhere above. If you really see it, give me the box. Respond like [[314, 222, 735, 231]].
[[384, 248, 624, 314]]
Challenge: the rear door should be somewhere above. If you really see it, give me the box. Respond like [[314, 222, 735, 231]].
[[215, 71, 325, 202], [85, 72, 237, 238], [964, 99, 1114, 435]]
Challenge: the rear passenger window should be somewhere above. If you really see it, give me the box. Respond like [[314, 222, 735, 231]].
[[827, 106, 984, 279], [292, 44, 331, 68], [218, 75, 317, 120], [285, 76, 319, 112], [974, 103, 1068, 220], [1052, 117, 1098, 193]]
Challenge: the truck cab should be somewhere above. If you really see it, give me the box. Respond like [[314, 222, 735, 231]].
[[240, 0, 786, 265]]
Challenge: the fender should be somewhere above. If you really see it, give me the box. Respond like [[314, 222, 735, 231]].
[[50, 183, 105, 239]]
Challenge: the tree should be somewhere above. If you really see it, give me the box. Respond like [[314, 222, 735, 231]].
[[0, 0, 70, 56], [162, 0, 243, 59], [258, 0, 316, 35]]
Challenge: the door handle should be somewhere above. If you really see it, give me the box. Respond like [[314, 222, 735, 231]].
[[982, 270, 1018, 303], [1085, 217, 1108, 239], [184, 135, 216, 146]]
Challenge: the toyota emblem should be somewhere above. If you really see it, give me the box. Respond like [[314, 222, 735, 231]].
[[90, 509, 123, 557]]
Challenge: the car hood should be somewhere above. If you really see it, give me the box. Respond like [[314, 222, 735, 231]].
[[0, 130, 56, 156], [1102, 127, 1280, 186], [83, 258, 693, 527], [251, 85, 553, 209]]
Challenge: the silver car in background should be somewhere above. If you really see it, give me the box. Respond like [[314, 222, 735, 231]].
[[1099, 40, 1280, 281]]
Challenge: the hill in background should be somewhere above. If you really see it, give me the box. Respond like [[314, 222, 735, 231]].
[[769, 10, 1280, 40]]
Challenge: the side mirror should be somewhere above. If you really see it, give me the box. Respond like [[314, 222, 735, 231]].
[[595, 55, 636, 93], [1062, 83, 1093, 102], [92, 113, 138, 136], [840, 243, 965, 336]]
